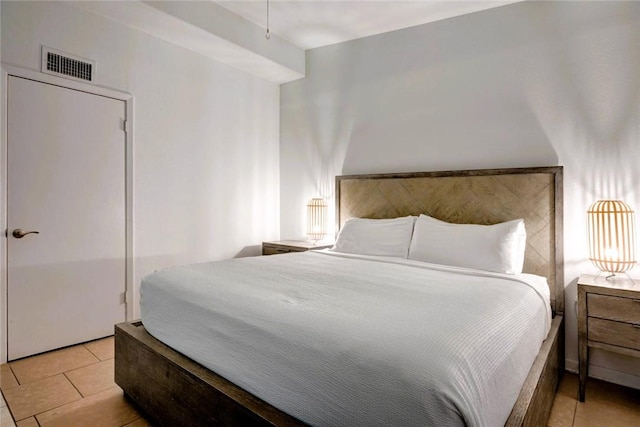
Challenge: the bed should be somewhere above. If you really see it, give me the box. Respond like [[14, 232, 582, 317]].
[[115, 166, 565, 426]]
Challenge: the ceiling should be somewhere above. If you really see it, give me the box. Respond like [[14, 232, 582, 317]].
[[72, 1, 523, 83], [216, 0, 522, 50]]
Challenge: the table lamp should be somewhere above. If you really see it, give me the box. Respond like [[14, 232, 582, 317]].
[[306, 198, 328, 244], [587, 200, 636, 278]]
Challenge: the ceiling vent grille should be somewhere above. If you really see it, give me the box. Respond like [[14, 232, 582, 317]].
[[41, 47, 96, 83]]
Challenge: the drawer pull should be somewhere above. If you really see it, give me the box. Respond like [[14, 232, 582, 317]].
[[635, 324, 640, 329]]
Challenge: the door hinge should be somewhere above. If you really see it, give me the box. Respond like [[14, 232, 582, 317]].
[[123, 119, 129, 133], [120, 292, 127, 305]]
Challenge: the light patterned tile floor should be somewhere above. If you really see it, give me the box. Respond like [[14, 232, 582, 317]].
[[1, 339, 639, 426], [548, 373, 640, 427], [9, 346, 99, 385], [0, 337, 151, 427]]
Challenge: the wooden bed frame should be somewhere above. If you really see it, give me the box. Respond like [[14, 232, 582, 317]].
[[116, 166, 565, 426]]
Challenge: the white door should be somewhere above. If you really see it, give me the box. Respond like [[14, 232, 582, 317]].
[[7, 76, 126, 360]]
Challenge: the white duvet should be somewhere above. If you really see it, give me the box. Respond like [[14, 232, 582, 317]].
[[140, 250, 551, 427]]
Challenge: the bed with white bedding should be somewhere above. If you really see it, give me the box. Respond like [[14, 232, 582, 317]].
[[141, 250, 551, 426], [115, 166, 565, 427]]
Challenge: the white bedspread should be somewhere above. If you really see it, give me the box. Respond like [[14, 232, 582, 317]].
[[140, 250, 551, 427]]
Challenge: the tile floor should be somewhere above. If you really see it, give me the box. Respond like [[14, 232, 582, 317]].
[[0, 336, 151, 427], [548, 373, 640, 427], [1, 338, 639, 426]]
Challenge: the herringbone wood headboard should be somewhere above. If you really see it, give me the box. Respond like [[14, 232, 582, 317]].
[[335, 167, 564, 315]]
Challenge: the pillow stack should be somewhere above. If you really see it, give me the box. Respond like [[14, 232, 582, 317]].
[[331, 214, 527, 275]]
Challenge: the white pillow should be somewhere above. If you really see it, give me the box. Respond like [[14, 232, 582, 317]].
[[331, 216, 416, 258], [408, 214, 526, 274]]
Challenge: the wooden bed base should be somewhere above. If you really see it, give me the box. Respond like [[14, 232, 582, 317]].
[[115, 320, 303, 426], [116, 315, 563, 427]]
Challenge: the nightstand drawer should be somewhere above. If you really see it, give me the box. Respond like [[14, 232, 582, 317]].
[[588, 294, 640, 324], [262, 245, 294, 255], [262, 240, 333, 256], [588, 317, 640, 351]]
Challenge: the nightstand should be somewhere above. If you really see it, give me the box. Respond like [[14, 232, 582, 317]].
[[577, 273, 640, 401], [262, 240, 333, 256]]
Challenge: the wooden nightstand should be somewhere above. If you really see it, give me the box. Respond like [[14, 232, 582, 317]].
[[262, 240, 333, 256], [577, 273, 640, 401]]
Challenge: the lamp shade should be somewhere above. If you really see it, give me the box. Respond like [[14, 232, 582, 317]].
[[306, 198, 328, 242], [587, 200, 636, 274]]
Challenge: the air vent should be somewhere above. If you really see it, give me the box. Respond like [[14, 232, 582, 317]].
[[41, 47, 96, 83]]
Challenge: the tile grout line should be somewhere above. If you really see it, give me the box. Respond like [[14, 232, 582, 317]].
[[8, 364, 21, 387], [83, 343, 101, 361], [31, 394, 85, 425], [1, 388, 18, 426], [63, 371, 86, 398], [119, 415, 144, 427]]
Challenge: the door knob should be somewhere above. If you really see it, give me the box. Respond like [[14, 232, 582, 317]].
[[12, 229, 40, 239]]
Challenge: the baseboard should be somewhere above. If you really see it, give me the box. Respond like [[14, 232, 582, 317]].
[[566, 359, 640, 390]]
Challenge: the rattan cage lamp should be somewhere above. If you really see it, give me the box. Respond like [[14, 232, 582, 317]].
[[306, 198, 328, 244], [587, 200, 636, 278]]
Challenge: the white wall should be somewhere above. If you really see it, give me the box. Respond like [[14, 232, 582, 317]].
[[281, 1, 640, 387], [1, 0, 280, 356]]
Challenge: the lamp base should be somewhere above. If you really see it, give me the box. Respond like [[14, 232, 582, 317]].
[[594, 271, 636, 284]]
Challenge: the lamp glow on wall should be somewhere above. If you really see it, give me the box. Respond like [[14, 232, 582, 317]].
[[587, 200, 636, 277], [306, 198, 328, 243]]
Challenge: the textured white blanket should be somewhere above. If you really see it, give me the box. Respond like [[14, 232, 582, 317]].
[[141, 250, 550, 427]]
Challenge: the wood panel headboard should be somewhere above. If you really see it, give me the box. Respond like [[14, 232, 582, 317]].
[[335, 166, 564, 315]]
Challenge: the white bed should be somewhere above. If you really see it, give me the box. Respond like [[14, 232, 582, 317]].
[[116, 166, 564, 427], [141, 250, 551, 427]]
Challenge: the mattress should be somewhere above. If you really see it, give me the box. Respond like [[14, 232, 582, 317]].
[[140, 250, 551, 427]]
